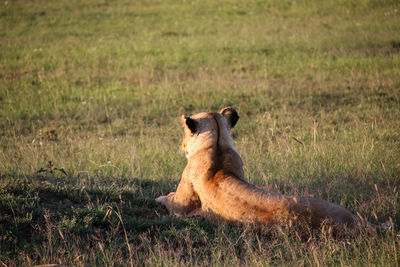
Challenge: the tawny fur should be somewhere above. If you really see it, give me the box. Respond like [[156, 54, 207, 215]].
[[156, 108, 359, 229]]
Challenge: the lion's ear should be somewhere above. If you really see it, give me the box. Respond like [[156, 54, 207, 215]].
[[220, 107, 239, 129], [181, 115, 198, 133]]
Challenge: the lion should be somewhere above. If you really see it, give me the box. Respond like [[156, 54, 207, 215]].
[[156, 107, 389, 231]]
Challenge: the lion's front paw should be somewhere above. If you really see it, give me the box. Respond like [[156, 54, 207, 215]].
[[155, 195, 168, 204]]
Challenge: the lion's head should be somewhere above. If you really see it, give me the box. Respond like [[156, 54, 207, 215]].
[[181, 107, 239, 158]]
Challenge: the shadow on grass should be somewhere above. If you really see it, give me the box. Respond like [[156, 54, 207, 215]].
[[0, 173, 222, 260]]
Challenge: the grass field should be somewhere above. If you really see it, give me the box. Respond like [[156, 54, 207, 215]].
[[1, 0, 400, 265]]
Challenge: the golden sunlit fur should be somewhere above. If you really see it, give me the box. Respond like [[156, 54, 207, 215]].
[[156, 107, 359, 229]]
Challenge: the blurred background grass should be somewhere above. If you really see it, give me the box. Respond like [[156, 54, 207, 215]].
[[1, 0, 399, 265]]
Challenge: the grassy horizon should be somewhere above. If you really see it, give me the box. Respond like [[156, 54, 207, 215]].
[[1, 0, 400, 265]]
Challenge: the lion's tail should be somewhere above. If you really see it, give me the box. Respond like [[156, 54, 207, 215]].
[[375, 220, 395, 233], [357, 212, 396, 233]]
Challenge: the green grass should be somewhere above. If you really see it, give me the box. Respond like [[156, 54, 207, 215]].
[[1, 0, 400, 265]]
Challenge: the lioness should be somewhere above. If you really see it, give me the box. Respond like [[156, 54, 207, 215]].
[[156, 107, 360, 229]]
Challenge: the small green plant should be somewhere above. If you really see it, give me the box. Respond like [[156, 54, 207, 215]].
[[37, 161, 67, 176]]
